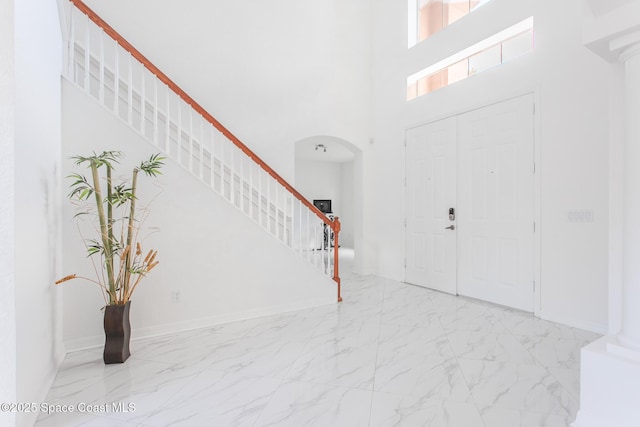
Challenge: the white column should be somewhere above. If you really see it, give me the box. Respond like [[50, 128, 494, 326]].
[[619, 41, 640, 350], [573, 39, 640, 427]]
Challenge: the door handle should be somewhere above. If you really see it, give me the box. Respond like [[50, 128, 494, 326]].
[[445, 225, 455, 230]]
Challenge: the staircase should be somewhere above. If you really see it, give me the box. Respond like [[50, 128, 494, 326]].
[[60, 0, 341, 301]]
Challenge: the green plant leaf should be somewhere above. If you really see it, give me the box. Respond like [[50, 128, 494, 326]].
[[71, 151, 123, 170], [139, 153, 166, 177], [67, 173, 95, 200], [110, 184, 135, 207], [66, 150, 161, 304], [86, 240, 102, 257]]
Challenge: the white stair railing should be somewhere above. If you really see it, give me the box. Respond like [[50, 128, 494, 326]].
[[60, 0, 342, 300]]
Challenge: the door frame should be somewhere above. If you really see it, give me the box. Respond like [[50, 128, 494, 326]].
[[404, 92, 541, 316]]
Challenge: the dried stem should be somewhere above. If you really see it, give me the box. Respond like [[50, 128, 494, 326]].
[[58, 152, 163, 306]]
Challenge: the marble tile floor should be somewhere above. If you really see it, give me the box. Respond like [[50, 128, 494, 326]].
[[36, 270, 599, 427]]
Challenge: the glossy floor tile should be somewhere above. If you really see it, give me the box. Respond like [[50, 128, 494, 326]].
[[36, 256, 598, 426]]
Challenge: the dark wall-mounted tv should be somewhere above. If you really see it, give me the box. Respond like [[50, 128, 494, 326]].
[[313, 199, 332, 214]]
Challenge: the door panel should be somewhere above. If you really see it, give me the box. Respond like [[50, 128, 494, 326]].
[[457, 94, 534, 311], [405, 95, 534, 310], [405, 118, 457, 294]]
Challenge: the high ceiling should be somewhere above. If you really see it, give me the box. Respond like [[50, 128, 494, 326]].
[[295, 136, 356, 163], [82, 0, 372, 173], [585, 0, 635, 17]]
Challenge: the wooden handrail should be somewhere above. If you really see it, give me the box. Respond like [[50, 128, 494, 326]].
[[70, 0, 336, 232]]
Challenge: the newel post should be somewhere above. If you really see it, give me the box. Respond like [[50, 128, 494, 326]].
[[333, 217, 342, 302]]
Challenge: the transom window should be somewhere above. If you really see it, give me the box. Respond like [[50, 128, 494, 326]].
[[407, 17, 534, 99], [408, 0, 492, 47]]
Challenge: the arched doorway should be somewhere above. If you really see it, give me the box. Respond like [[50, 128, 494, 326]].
[[294, 136, 363, 276]]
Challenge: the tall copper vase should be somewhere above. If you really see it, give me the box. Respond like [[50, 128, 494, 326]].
[[103, 301, 131, 364]]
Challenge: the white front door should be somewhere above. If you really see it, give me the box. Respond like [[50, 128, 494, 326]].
[[405, 117, 457, 295], [405, 94, 534, 311], [457, 94, 534, 311]]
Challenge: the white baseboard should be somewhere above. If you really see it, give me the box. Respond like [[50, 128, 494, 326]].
[[572, 412, 608, 427], [539, 310, 608, 335], [63, 296, 335, 352]]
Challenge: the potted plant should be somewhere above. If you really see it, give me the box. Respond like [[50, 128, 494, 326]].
[[56, 151, 164, 364]]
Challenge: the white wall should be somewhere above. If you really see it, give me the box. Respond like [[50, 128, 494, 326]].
[[582, 0, 640, 335], [535, 0, 610, 333], [296, 160, 343, 216], [83, 0, 378, 275], [62, 81, 337, 349], [605, 58, 625, 335], [340, 161, 356, 248], [13, 0, 65, 425], [371, 0, 611, 332], [0, 0, 17, 425], [83, 0, 373, 182], [71, 0, 611, 333], [295, 159, 356, 248]]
